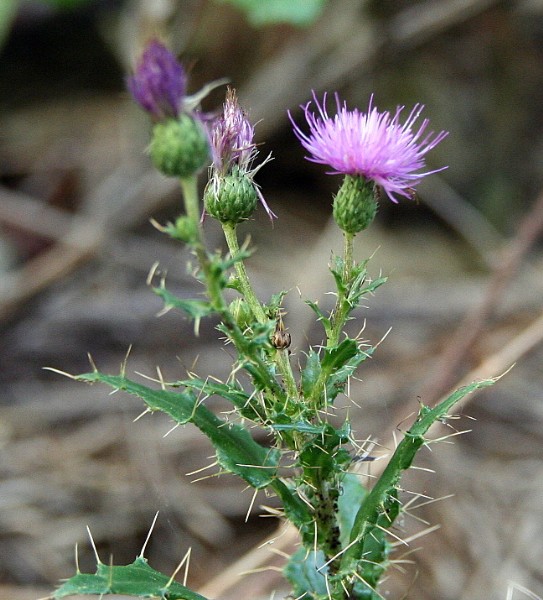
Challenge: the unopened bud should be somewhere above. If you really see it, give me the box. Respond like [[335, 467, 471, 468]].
[[150, 115, 209, 178], [229, 298, 253, 330], [333, 175, 377, 234], [204, 168, 258, 224]]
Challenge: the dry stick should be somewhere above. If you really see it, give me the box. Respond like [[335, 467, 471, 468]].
[[420, 190, 543, 405], [198, 307, 543, 599]]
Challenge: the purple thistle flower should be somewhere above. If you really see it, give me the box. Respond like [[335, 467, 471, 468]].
[[208, 88, 276, 219], [210, 88, 257, 173], [127, 40, 187, 120], [290, 92, 448, 202]]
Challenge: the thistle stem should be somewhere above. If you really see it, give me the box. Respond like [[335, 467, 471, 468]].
[[222, 221, 299, 401], [179, 178, 286, 402], [179, 176, 207, 264], [329, 231, 355, 348], [343, 231, 354, 282], [222, 222, 266, 322]]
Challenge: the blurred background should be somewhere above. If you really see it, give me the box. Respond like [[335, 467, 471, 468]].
[[1, 1, 543, 599]]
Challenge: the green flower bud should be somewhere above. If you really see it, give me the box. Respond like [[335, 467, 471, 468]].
[[172, 215, 198, 244], [150, 115, 209, 178], [204, 169, 258, 224], [333, 175, 378, 234], [228, 297, 253, 330]]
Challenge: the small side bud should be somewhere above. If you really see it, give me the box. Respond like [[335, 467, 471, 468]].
[[150, 115, 209, 178], [204, 168, 258, 224], [333, 175, 378, 234], [172, 215, 198, 244], [229, 298, 253, 330], [271, 318, 291, 350]]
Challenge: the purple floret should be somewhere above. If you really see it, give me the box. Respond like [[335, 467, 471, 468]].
[[290, 92, 448, 202], [127, 40, 187, 120]]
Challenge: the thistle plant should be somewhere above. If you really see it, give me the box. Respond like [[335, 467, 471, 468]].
[[51, 40, 495, 600]]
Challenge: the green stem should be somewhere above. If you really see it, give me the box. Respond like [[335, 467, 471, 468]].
[[343, 231, 354, 283], [179, 178, 286, 403], [180, 177, 200, 224], [222, 221, 299, 401], [180, 176, 207, 264], [329, 231, 355, 348], [222, 222, 267, 322]]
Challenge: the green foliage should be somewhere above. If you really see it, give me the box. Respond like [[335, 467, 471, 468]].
[[58, 243, 495, 598], [306, 257, 387, 344], [216, 0, 326, 27], [51, 71, 498, 599], [76, 372, 279, 489], [337, 473, 367, 548], [284, 474, 367, 599], [284, 549, 328, 598], [175, 377, 262, 420], [340, 379, 496, 579], [153, 285, 213, 334], [54, 556, 208, 600]]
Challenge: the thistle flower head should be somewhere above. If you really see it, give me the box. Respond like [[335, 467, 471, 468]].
[[210, 87, 257, 174], [290, 92, 448, 202], [206, 88, 275, 221], [127, 40, 187, 120]]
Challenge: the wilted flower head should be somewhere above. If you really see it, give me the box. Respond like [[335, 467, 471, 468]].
[[210, 87, 257, 173], [206, 88, 275, 221], [290, 92, 448, 202], [127, 40, 187, 120]]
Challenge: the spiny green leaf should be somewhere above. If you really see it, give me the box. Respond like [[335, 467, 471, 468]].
[[301, 349, 322, 397], [54, 556, 208, 599], [265, 290, 289, 316], [216, 247, 252, 272], [341, 378, 496, 572], [330, 254, 348, 296], [284, 549, 328, 598], [298, 423, 351, 483], [153, 286, 213, 333], [411, 379, 495, 437], [346, 274, 388, 315], [271, 420, 328, 435], [305, 339, 370, 406], [305, 299, 331, 333], [271, 478, 313, 529], [325, 345, 374, 403], [175, 377, 261, 420], [321, 338, 358, 372], [78, 372, 199, 423], [337, 473, 367, 548], [76, 372, 279, 488], [330, 255, 387, 316]]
